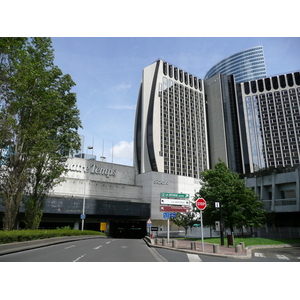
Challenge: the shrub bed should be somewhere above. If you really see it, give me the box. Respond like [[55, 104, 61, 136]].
[[0, 229, 105, 244]]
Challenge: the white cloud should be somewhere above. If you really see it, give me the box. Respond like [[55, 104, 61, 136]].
[[110, 140, 133, 166]]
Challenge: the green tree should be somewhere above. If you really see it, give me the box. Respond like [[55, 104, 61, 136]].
[[196, 159, 266, 234], [171, 210, 198, 236], [0, 37, 82, 230]]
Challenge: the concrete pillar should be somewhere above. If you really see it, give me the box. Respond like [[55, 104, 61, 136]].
[[213, 244, 220, 253], [191, 241, 196, 250], [235, 244, 242, 253], [172, 240, 178, 248]]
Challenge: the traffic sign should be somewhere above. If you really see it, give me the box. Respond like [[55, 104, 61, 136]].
[[160, 192, 189, 198], [196, 198, 206, 210], [160, 205, 190, 213], [163, 212, 170, 219], [170, 212, 177, 218], [80, 214, 86, 219], [160, 198, 190, 206]]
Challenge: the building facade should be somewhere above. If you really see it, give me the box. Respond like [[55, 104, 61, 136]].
[[134, 59, 209, 178], [237, 71, 300, 173], [205, 46, 267, 84]]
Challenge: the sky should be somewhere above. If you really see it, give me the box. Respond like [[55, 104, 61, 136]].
[[50, 37, 300, 166]]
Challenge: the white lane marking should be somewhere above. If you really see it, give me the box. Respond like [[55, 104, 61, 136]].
[[276, 254, 290, 260], [297, 257, 300, 260], [65, 245, 75, 249], [187, 254, 202, 262], [93, 245, 103, 250], [254, 252, 266, 258], [73, 254, 86, 262], [106, 241, 111, 244], [121, 246, 127, 249]]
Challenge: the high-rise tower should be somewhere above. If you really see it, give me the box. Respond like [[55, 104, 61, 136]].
[[205, 46, 267, 84], [134, 59, 209, 178]]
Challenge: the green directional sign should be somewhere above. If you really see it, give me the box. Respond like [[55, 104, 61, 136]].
[[160, 192, 190, 198]]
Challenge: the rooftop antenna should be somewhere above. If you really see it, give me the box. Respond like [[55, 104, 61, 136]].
[[100, 139, 106, 162]]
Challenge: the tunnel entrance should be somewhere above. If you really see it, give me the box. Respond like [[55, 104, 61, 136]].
[[109, 220, 147, 238]]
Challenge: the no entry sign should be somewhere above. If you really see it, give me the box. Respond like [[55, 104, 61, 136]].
[[196, 198, 206, 210]]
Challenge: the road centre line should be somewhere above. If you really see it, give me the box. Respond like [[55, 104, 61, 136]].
[[93, 245, 103, 249], [73, 254, 86, 262], [65, 245, 75, 249]]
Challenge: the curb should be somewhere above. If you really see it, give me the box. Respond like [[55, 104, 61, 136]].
[[143, 237, 300, 260], [0, 235, 106, 256]]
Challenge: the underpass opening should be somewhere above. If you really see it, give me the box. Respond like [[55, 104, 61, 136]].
[[109, 220, 147, 238]]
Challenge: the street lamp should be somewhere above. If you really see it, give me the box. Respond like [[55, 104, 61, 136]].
[[81, 146, 93, 231]]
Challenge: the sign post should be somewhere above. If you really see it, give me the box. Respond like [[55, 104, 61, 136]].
[[196, 198, 207, 252]]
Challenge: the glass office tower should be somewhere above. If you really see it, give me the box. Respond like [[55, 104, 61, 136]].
[[205, 46, 267, 84]]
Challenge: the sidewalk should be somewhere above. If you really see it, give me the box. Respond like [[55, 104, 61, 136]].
[[144, 237, 251, 259]]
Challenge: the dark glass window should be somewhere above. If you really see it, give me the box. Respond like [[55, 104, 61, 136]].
[[189, 75, 193, 87], [163, 62, 168, 75], [198, 79, 202, 91], [169, 65, 173, 78], [258, 79, 264, 92], [287, 73, 294, 87], [179, 70, 183, 82], [294, 72, 300, 85], [244, 82, 250, 94], [265, 77, 271, 91], [272, 76, 279, 89], [174, 67, 178, 80], [184, 72, 188, 85], [251, 81, 257, 93], [279, 75, 286, 88], [194, 77, 198, 89]]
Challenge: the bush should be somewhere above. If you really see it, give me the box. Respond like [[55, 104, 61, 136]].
[[0, 229, 105, 244]]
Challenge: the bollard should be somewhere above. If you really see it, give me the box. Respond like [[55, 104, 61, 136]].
[[191, 241, 196, 250], [235, 244, 242, 253], [240, 242, 245, 250], [172, 240, 178, 248], [213, 244, 220, 254], [155, 238, 159, 245], [162, 238, 166, 246]]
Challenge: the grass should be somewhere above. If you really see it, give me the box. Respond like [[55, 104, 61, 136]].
[[0, 229, 105, 245], [180, 237, 300, 247]]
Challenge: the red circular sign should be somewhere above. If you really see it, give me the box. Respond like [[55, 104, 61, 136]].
[[196, 198, 206, 210]]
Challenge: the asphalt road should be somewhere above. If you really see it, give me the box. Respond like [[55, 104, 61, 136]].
[[0, 238, 299, 262], [0, 238, 163, 262]]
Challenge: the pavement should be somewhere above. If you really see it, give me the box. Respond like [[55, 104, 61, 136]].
[[143, 236, 300, 259]]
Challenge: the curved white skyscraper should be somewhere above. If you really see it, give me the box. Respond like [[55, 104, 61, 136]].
[[205, 46, 267, 83]]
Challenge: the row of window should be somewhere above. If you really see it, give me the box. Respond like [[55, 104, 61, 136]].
[[243, 72, 300, 94], [162, 61, 203, 91]]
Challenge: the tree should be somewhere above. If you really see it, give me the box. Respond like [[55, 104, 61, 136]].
[[196, 159, 266, 234], [171, 210, 198, 236], [0, 37, 82, 230]]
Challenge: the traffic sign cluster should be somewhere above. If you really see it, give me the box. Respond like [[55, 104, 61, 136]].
[[160, 192, 190, 216]]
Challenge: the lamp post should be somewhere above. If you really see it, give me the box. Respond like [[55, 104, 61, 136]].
[[81, 146, 93, 231]]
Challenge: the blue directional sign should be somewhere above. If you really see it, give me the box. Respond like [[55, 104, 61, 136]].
[[170, 213, 177, 218], [163, 212, 170, 219], [80, 214, 86, 220]]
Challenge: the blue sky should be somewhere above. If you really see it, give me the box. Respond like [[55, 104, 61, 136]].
[[51, 37, 300, 166]]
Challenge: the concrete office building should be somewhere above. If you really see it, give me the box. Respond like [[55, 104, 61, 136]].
[[237, 71, 300, 173], [134, 59, 208, 228], [205, 46, 267, 84]]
